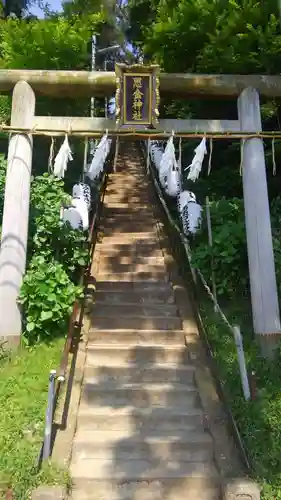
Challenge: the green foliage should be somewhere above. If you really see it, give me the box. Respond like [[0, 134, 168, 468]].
[[0, 162, 88, 345], [22, 173, 87, 343], [200, 300, 281, 500], [191, 197, 248, 297], [29, 173, 88, 274], [0, 15, 101, 70], [0, 13, 104, 136], [0, 338, 69, 498], [19, 256, 82, 344], [128, 0, 281, 75]]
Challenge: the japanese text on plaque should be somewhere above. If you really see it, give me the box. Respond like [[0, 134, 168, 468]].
[[132, 77, 144, 121]]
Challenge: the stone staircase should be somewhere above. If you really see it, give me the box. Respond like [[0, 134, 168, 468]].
[[69, 142, 223, 499]]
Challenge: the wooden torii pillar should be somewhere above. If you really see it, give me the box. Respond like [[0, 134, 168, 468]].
[[238, 88, 281, 357], [0, 81, 35, 347], [0, 70, 279, 356]]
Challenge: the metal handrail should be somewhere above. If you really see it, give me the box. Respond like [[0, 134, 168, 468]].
[[40, 169, 108, 465]]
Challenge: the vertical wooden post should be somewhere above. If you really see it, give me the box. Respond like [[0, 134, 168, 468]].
[[238, 87, 281, 357], [0, 81, 35, 347]]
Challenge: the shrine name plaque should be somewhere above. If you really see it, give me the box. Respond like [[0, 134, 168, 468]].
[[115, 63, 160, 128]]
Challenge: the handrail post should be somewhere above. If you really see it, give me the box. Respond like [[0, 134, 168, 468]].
[[0, 81, 35, 348], [42, 370, 57, 461]]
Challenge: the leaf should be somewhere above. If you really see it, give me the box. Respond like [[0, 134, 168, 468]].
[[40, 311, 53, 321], [26, 322, 35, 333]]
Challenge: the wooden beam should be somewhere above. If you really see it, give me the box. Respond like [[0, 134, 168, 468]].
[[0, 70, 116, 98], [1, 70, 281, 98], [158, 119, 241, 132], [34, 116, 115, 132], [34, 117, 241, 133]]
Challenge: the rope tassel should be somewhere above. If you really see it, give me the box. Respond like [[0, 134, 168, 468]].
[[208, 138, 213, 175], [272, 137, 277, 176], [240, 138, 245, 176], [48, 136, 55, 174]]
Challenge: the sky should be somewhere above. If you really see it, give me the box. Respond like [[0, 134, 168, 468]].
[[30, 0, 62, 18]]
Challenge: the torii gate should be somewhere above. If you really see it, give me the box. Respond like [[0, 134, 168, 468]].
[[0, 68, 280, 358]]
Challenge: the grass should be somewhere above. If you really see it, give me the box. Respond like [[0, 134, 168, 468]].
[[199, 295, 281, 500], [0, 338, 69, 499]]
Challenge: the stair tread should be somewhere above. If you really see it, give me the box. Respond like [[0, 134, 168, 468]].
[[74, 429, 211, 442], [71, 459, 219, 480], [87, 343, 188, 350], [84, 364, 194, 374], [82, 381, 197, 391], [77, 406, 202, 417], [94, 281, 172, 289], [91, 304, 179, 316]]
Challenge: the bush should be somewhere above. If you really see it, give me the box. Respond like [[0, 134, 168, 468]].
[[22, 174, 88, 344], [200, 300, 281, 500], [191, 197, 249, 296], [19, 256, 82, 344], [191, 194, 281, 300], [0, 160, 89, 345], [29, 174, 88, 277]]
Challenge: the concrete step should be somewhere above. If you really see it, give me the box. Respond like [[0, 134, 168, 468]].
[[106, 179, 147, 185], [95, 273, 169, 283], [80, 381, 198, 409], [72, 430, 213, 463], [103, 200, 152, 208], [95, 240, 162, 251], [103, 207, 155, 218], [90, 303, 179, 319], [93, 281, 172, 292], [87, 329, 190, 345], [69, 481, 219, 500], [101, 220, 155, 229], [90, 315, 181, 331], [95, 247, 162, 260], [83, 362, 195, 384], [102, 226, 156, 236], [101, 223, 156, 233], [104, 192, 150, 199], [100, 232, 158, 243], [95, 253, 164, 264], [103, 202, 152, 209], [77, 404, 204, 432], [93, 288, 174, 304], [104, 191, 152, 196], [70, 458, 218, 482], [86, 345, 191, 365], [96, 263, 166, 275]]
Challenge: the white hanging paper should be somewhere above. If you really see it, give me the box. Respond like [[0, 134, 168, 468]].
[[62, 198, 89, 231], [185, 137, 207, 182], [187, 201, 202, 234], [149, 141, 163, 171], [87, 134, 111, 181], [177, 190, 202, 235], [159, 136, 176, 188], [165, 168, 181, 197], [72, 183, 91, 211], [62, 207, 82, 230], [53, 135, 73, 179]]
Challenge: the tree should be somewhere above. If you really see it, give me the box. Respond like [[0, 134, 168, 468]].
[[3, 0, 28, 17]]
